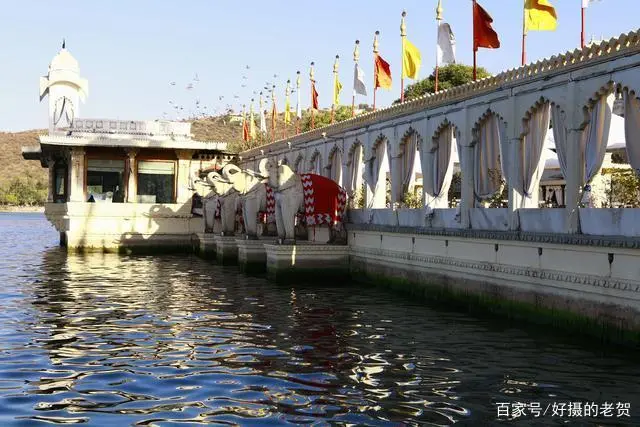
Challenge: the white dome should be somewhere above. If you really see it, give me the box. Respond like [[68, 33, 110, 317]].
[[49, 48, 79, 73]]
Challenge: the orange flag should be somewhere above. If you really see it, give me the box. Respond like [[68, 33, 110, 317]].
[[473, 1, 500, 51], [374, 54, 392, 89], [311, 83, 319, 109], [242, 119, 249, 141]]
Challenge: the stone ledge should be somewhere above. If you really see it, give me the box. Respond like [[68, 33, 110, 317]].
[[347, 223, 640, 249], [265, 243, 349, 282]]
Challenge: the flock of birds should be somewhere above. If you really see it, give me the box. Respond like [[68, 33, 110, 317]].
[[162, 65, 297, 122]]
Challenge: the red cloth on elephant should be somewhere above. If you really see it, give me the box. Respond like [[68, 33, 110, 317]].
[[300, 174, 347, 226], [258, 184, 276, 224]]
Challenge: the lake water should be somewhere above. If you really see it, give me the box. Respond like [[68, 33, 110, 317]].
[[0, 212, 638, 426]]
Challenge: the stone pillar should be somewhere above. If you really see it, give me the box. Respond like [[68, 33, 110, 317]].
[[175, 149, 195, 204], [125, 149, 139, 203], [459, 144, 475, 229], [564, 81, 583, 234], [68, 147, 85, 202], [46, 158, 56, 202], [507, 138, 523, 230], [565, 128, 584, 233]]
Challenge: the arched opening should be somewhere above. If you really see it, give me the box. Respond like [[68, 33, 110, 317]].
[[346, 142, 365, 208], [426, 122, 457, 210], [392, 129, 422, 207], [364, 136, 390, 208], [473, 112, 507, 208]]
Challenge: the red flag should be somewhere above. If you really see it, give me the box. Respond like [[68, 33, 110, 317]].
[[473, 1, 500, 51], [242, 119, 249, 141], [374, 54, 392, 89], [311, 82, 319, 109]]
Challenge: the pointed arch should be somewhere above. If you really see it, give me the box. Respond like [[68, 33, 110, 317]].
[[309, 149, 323, 175], [346, 139, 365, 203], [425, 120, 458, 209], [293, 153, 305, 174], [365, 134, 390, 208], [391, 127, 422, 204]]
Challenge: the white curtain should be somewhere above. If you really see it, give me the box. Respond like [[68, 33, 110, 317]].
[[624, 90, 640, 175], [347, 144, 363, 195], [365, 141, 387, 208], [295, 157, 304, 174], [582, 93, 613, 187], [517, 103, 550, 205], [474, 114, 505, 200], [401, 133, 418, 199], [551, 105, 569, 180], [426, 126, 454, 201]]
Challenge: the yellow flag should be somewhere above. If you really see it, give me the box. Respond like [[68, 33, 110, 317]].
[[333, 75, 342, 106], [524, 0, 557, 32], [402, 38, 421, 79], [284, 97, 291, 124]]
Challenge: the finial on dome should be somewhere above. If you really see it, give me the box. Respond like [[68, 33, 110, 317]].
[[62, 39, 66, 49]]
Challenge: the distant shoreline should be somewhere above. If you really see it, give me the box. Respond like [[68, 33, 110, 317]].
[[0, 205, 44, 213]]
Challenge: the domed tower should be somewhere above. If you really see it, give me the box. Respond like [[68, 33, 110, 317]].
[[39, 40, 89, 132]]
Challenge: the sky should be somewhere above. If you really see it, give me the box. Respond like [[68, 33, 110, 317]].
[[0, 0, 636, 132]]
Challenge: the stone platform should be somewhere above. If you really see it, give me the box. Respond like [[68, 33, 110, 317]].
[[214, 234, 238, 265], [196, 233, 217, 259], [264, 243, 349, 282], [236, 237, 271, 274]]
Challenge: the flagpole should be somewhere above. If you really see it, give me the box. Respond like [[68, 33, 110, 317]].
[[310, 62, 315, 130], [271, 84, 276, 142], [373, 31, 379, 111], [435, 0, 443, 93], [522, 2, 527, 65], [400, 11, 406, 103], [284, 79, 290, 139], [296, 71, 301, 135], [472, 0, 477, 81], [352, 40, 359, 118], [250, 98, 255, 142], [331, 55, 339, 124], [581, 4, 586, 48]]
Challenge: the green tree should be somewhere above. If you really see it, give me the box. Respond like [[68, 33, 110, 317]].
[[605, 169, 640, 207], [301, 105, 353, 133], [397, 64, 492, 103]]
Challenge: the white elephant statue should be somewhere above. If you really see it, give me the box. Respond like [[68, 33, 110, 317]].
[[221, 164, 276, 239], [263, 159, 347, 244], [203, 171, 240, 236]]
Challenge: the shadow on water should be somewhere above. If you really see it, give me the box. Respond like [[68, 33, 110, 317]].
[[0, 213, 639, 426]]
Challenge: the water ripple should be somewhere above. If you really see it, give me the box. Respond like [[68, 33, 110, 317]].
[[0, 213, 638, 425]]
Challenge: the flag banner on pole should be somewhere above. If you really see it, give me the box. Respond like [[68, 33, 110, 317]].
[[271, 103, 277, 131], [473, 1, 501, 50], [354, 63, 367, 96], [374, 54, 392, 89], [402, 38, 421, 79], [249, 107, 256, 140], [284, 97, 291, 124], [311, 83, 319, 109], [259, 105, 267, 133], [242, 116, 249, 141], [524, 0, 557, 32], [296, 88, 302, 119], [333, 75, 343, 105], [582, 0, 600, 7], [437, 22, 456, 65]]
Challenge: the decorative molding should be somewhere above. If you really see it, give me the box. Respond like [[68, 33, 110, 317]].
[[347, 223, 640, 249], [353, 246, 640, 294]]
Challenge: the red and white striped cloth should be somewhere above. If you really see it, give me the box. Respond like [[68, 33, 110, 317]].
[[300, 174, 347, 226]]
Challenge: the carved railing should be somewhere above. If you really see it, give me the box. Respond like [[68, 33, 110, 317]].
[[241, 29, 640, 157], [70, 119, 192, 138]]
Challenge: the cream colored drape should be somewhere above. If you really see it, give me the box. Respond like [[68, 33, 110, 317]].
[[474, 115, 506, 200]]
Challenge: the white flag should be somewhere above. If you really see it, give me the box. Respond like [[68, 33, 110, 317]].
[[259, 108, 266, 133], [296, 88, 302, 119], [437, 22, 456, 66], [582, 0, 600, 7], [353, 63, 367, 96]]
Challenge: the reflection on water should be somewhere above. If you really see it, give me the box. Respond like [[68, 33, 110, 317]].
[[0, 212, 639, 426]]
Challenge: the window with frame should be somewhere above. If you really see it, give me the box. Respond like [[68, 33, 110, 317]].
[[87, 159, 125, 203], [137, 160, 175, 203]]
